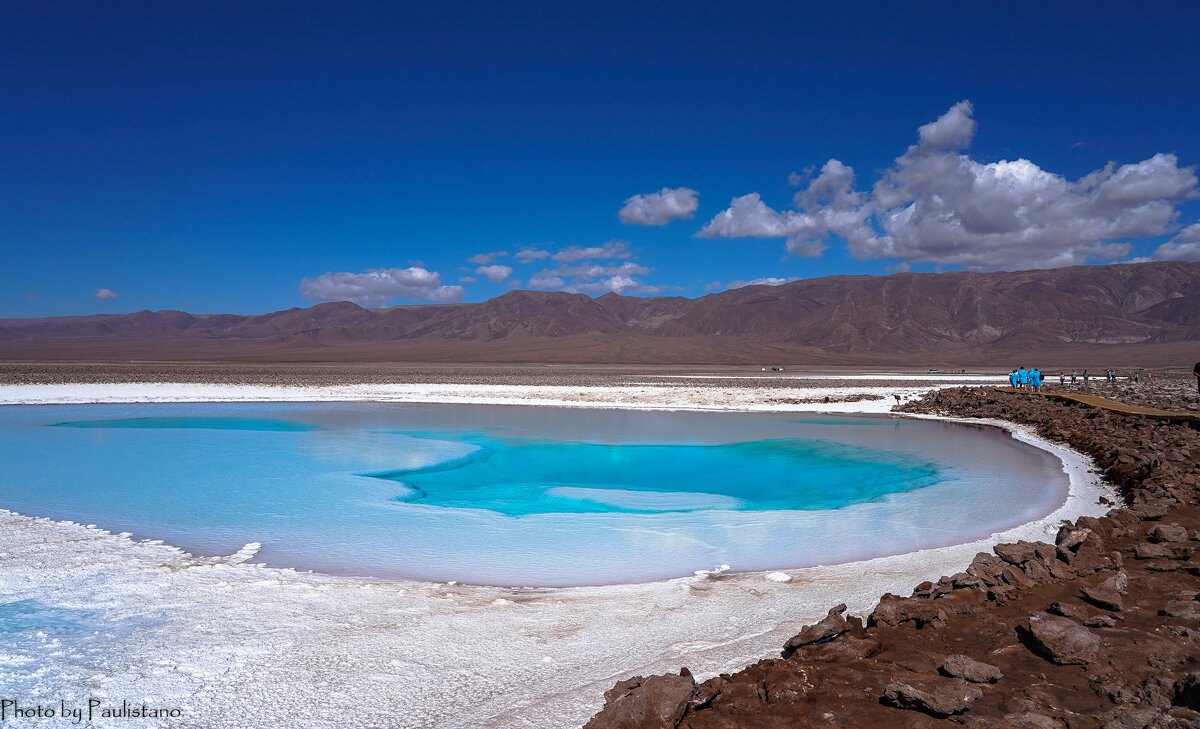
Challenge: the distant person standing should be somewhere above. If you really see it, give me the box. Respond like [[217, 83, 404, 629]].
[[1030, 367, 1043, 392], [1018, 366, 1029, 391], [1059, 372, 1065, 385], [1009, 369, 1020, 389], [1071, 370, 1077, 385], [1083, 369, 1090, 386], [1195, 360, 1200, 394]]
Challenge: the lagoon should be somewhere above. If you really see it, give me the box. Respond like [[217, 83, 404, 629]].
[[0, 403, 1067, 585]]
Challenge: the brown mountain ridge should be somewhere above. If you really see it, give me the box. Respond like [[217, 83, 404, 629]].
[[2, 261, 1198, 365]]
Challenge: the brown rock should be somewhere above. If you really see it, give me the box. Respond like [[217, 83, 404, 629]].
[[940, 654, 1002, 683], [783, 603, 848, 653], [1046, 601, 1087, 620], [1023, 559, 1051, 582], [1024, 611, 1101, 665], [1081, 573, 1126, 612], [1072, 533, 1119, 573], [1003, 714, 1063, 729], [1056, 524, 1092, 551], [1162, 599, 1200, 620], [967, 552, 1006, 586], [813, 635, 879, 661], [870, 593, 945, 628], [585, 670, 697, 729], [762, 672, 812, 704], [1002, 564, 1036, 588], [881, 678, 983, 717], [1098, 706, 1173, 729], [935, 588, 982, 616], [1148, 524, 1189, 543], [995, 541, 1040, 565], [1136, 543, 1193, 560], [1129, 498, 1169, 520]]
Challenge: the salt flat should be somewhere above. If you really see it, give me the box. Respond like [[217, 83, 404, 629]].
[[0, 375, 1114, 728]]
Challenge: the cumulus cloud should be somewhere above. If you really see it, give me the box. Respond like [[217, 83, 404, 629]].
[[552, 261, 651, 278], [551, 239, 632, 262], [528, 275, 565, 289], [94, 288, 118, 300], [1151, 222, 1200, 261], [299, 267, 464, 307], [527, 260, 660, 295], [570, 276, 662, 295], [619, 187, 699, 225], [476, 264, 514, 283], [468, 251, 507, 265], [699, 101, 1199, 271], [514, 247, 551, 262], [727, 276, 801, 289]]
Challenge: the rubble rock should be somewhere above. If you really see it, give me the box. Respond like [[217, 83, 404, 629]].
[[585, 670, 697, 729], [940, 654, 1002, 683], [1024, 612, 1101, 665], [784, 603, 849, 653], [1148, 524, 1189, 543], [881, 678, 983, 717]]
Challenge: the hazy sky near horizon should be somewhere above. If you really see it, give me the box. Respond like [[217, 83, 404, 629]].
[[3, 2, 1200, 316]]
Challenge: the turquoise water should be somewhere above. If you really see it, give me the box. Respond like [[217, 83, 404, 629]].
[[370, 434, 939, 515], [0, 403, 1067, 585]]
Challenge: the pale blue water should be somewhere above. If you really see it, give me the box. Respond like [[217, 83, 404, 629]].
[[0, 403, 1067, 585]]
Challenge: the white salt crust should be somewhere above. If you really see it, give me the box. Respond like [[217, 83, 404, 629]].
[[0, 379, 1113, 728]]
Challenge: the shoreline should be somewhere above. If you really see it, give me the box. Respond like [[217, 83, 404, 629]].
[[586, 384, 1200, 728], [0, 379, 1115, 728]]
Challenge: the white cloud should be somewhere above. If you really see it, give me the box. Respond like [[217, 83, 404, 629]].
[[552, 261, 651, 279], [915, 99, 976, 150], [527, 260, 658, 295], [514, 247, 551, 262], [458, 276, 477, 283], [476, 264, 513, 283], [528, 275, 565, 289], [1151, 222, 1200, 261], [727, 276, 801, 289], [619, 187, 699, 225], [551, 240, 632, 262], [94, 288, 117, 299], [468, 251, 507, 265], [299, 267, 464, 307], [699, 101, 1200, 271], [570, 276, 663, 295]]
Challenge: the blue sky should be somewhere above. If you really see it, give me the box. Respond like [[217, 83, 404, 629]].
[[3, 1, 1199, 316]]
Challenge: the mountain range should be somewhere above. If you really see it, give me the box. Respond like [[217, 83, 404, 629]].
[[2, 261, 1198, 366]]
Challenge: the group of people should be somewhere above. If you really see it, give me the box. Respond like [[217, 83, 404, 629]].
[[1009, 367, 1160, 392], [1008, 367, 1044, 391]]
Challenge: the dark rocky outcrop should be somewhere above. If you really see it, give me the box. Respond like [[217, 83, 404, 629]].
[[583, 669, 696, 729], [584, 386, 1200, 729]]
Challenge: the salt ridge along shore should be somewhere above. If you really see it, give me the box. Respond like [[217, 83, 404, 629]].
[[1, 380, 936, 412], [0, 378, 1113, 728]]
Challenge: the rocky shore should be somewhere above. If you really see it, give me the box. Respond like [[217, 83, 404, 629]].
[[584, 386, 1200, 729]]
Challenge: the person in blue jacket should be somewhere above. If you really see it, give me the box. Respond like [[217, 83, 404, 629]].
[[1017, 367, 1029, 390], [1030, 367, 1043, 392], [1009, 369, 1020, 388]]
